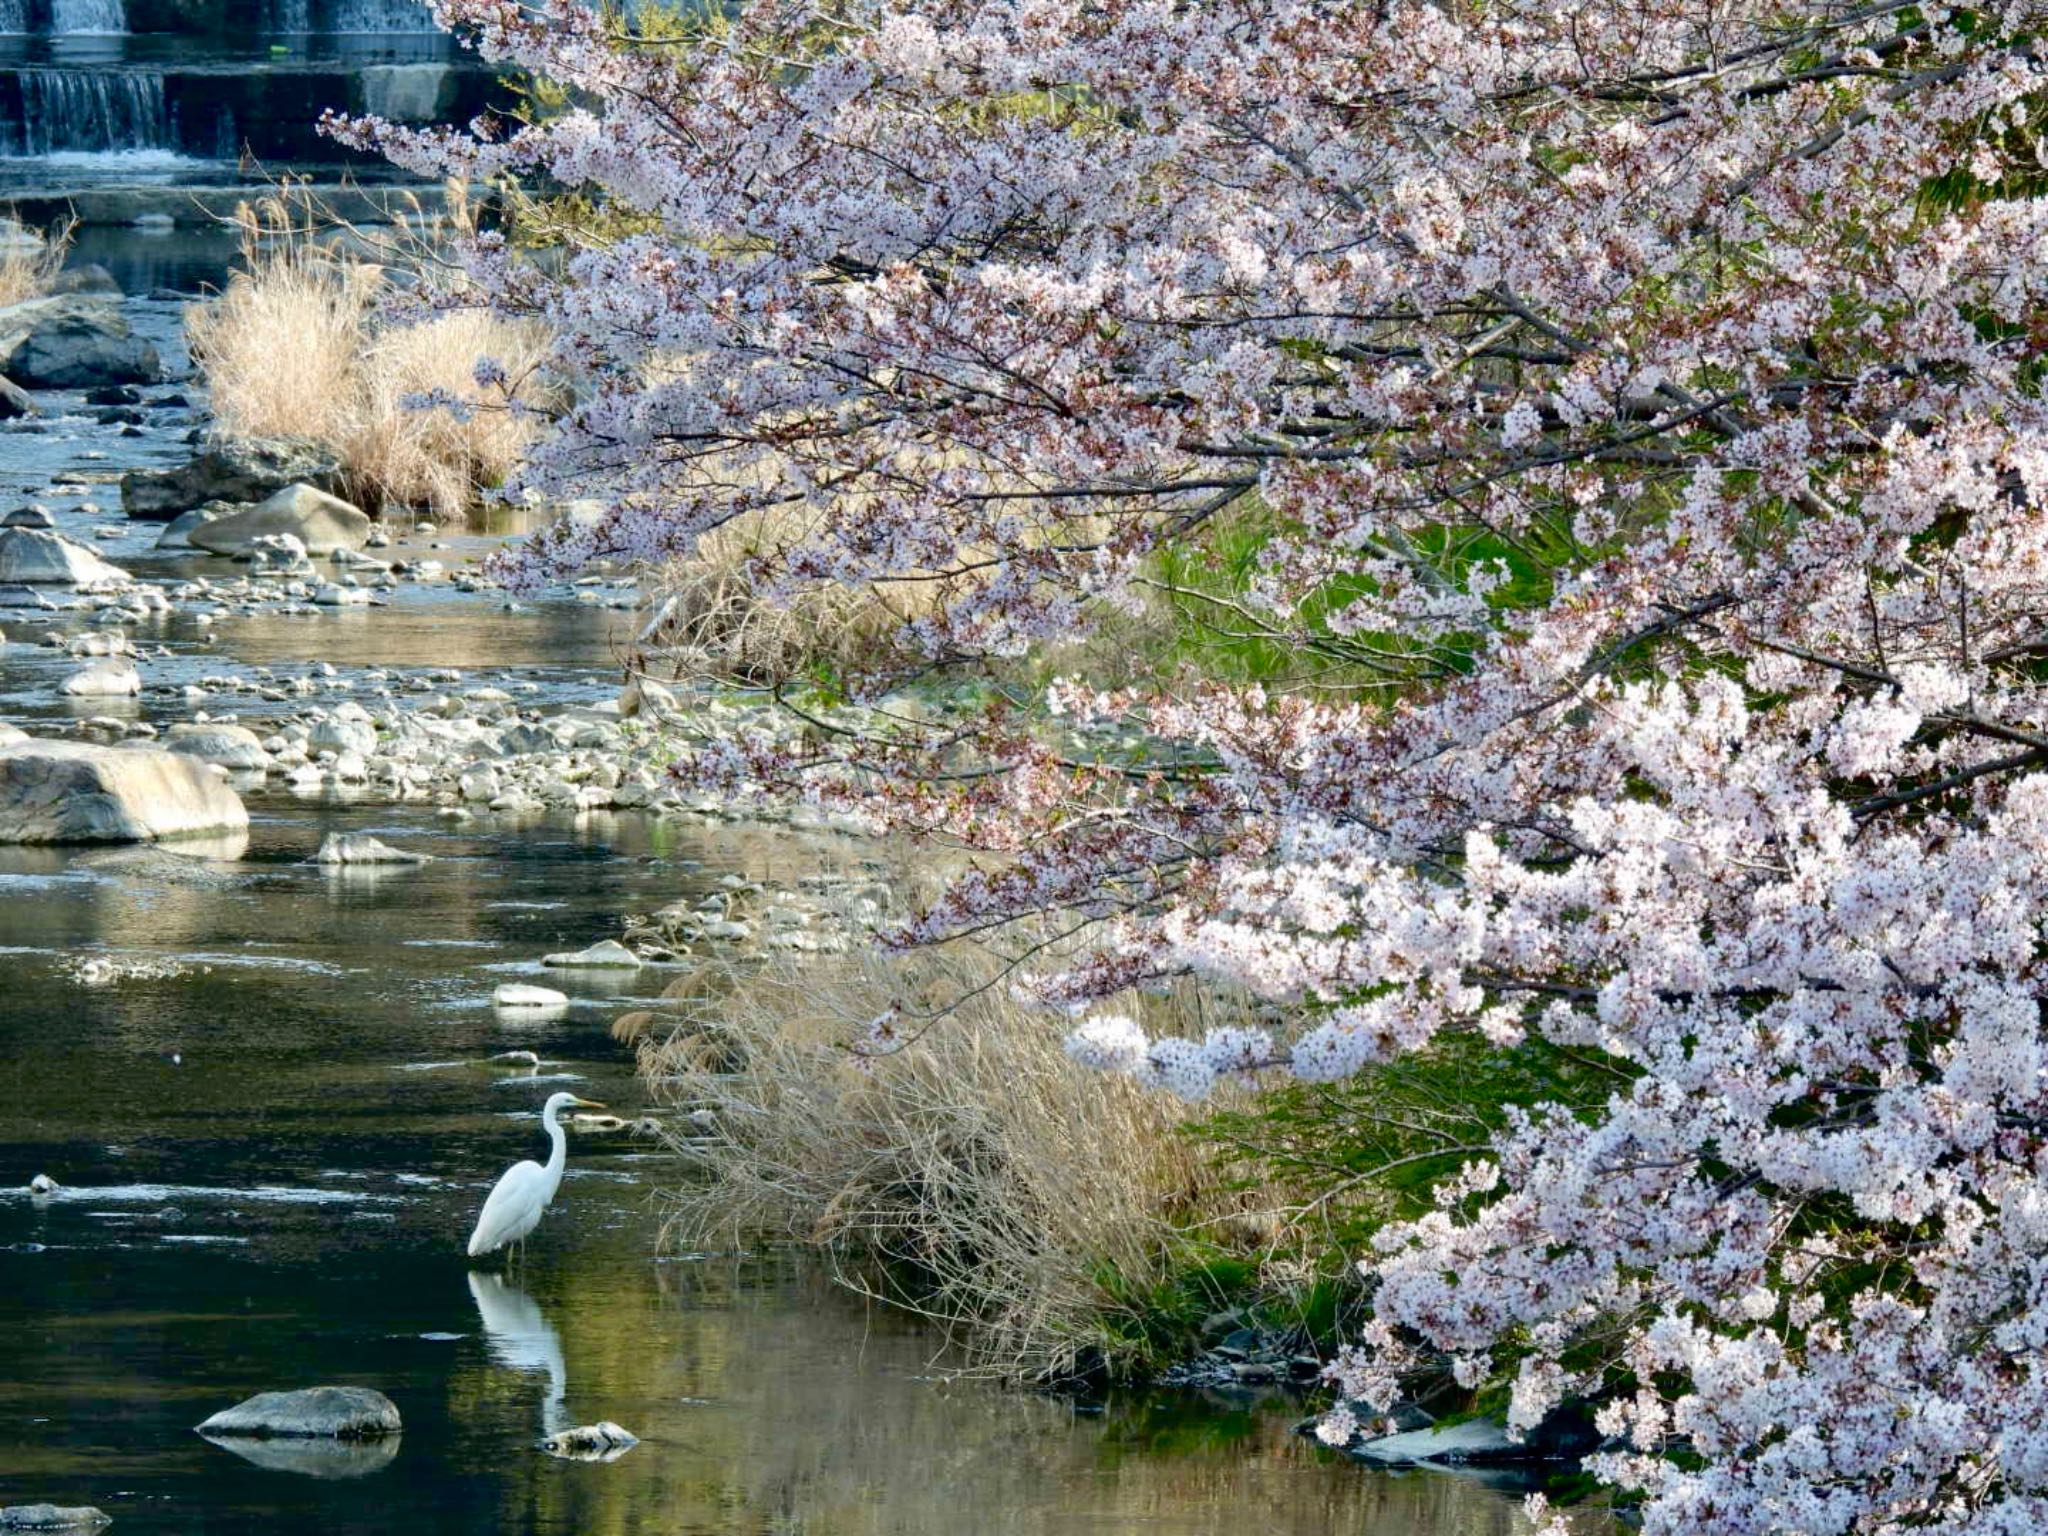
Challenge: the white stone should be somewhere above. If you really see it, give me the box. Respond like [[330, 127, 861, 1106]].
[[0, 528, 128, 587], [541, 939, 642, 970], [1348, 1420, 1522, 1465], [164, 723, 272, 771], [61, 659, 140, 697], [306, 832, 431, 865]]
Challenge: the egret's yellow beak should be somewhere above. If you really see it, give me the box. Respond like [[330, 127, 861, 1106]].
[[570, 1096, 607, 1110]]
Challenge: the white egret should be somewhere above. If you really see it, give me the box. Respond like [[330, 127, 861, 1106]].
[[466, 1091, 605, 1260]]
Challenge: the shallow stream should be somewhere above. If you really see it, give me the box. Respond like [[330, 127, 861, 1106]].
[[0, 241, 1555, 1535]]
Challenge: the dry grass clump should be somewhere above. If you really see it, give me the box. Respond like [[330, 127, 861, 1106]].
[[639, 505, 953, 687], [185, 196, 554, 518], [645, 943, 1284, 1381], [0, 220, 72, 309]]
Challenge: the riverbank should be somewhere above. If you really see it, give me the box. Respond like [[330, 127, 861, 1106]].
[[0, 227, 1612, 1532]]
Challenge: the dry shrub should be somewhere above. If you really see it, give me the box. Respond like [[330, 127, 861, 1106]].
[[185, 196, 553, 518], [645, 943, 1283, 1381], [0, 220, 72, 309], [640, 503, 953, 686]]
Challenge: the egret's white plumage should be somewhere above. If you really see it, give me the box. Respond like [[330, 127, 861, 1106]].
[[466, 1091, 603, 1259]]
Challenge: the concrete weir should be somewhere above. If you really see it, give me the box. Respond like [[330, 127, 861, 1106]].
[[0, 0, 503, 218]]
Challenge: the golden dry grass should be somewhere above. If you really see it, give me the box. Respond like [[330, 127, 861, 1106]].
[[185, 197, 554, 518], [635, 503, 955, 687], [0, 220, 72, 309], [643, 942, 1284, 1381]]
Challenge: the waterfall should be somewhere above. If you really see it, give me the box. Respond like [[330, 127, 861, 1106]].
[[0, 0, 25, 36], [50, 0, 128, 33], [18, 69, 166, 153], [268, 0, 310, 31], [326, 0, 437, 32]]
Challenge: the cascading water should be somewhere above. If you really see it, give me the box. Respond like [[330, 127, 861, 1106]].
[[0, 0, 26, 37], [50, 0, 129, 33], [325, 0, 437, 32], [15, 69, 167, 154]]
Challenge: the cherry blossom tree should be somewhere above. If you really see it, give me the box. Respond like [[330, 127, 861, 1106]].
[[337, 1, 2048, 1528]]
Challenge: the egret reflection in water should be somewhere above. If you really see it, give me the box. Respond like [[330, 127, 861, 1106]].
[[467, 1270, 568, 1434]]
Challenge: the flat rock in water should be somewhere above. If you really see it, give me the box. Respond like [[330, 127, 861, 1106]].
[[0, 1508, 111, 1531], [542, 939, 642, 970], [539, 1422, 638, 1461], [0, 740, 248, 844], [1348, 1418, 1524, 1465], [493, 983, 568, 1008], [60, 660, 140, 698], [0, 529, 128, 587], [307, 833, 430, 866], [189, 484, 371, 559], [164, 723, 273, 772], [194, 1385, 401, 1440]]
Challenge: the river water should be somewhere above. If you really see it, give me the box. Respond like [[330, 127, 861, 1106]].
[[0, 251, 1559, 1535]]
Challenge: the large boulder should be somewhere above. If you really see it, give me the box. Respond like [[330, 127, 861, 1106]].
[[0, 296, 162, 390], [189, 484, 371, 559], [193, 1386, 401, 1440], [120, 438, 340, 521], [0, 739, 249, 843], [0, 529, 128, 587]]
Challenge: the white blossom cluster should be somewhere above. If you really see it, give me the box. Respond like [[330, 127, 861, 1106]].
[[341, 0, 2048, 1526]]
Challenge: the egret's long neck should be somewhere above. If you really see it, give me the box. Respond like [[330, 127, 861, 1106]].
[[542, 1102, 568, 1184]]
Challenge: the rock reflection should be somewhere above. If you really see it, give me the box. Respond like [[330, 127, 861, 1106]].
[[467, 1271, 568, 1436], [198, 1433, 402, 1480]]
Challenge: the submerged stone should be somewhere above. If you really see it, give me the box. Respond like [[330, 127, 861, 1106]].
[[492, 983, 568, 1009], [541, 939, 642, 970], [306, 833, 431, 866]]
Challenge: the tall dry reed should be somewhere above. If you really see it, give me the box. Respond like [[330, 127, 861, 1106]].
[[185, 197, 553, 518], [644, 943, 1283, 1381], [0, 220, 72, 309]]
